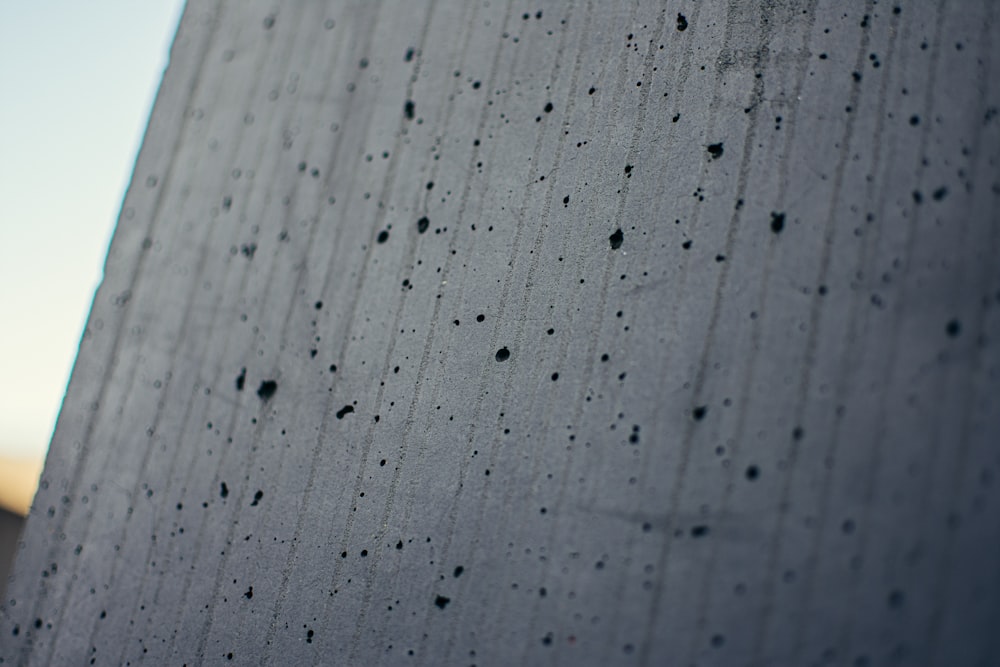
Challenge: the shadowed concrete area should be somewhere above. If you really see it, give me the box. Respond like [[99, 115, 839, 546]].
[[0, 510, 24, 601], [2, 1, 999, 666]]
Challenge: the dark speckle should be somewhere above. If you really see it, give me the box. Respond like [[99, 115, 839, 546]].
[[235, 367, 246, 391], [453, 566, 464, 578], [377, 230, 390, 244], [946, 319, 961, 337], [404, 47, 415, 62], [250, 490, 263, 507], [888, 589, 905, 609], [691, 525, 709, 538], [404, 100, 415, 120], [336, 405, 355, 419], [417, 216, 430, 234], [692, 406, 707, 421], [770, 211, 785, 233], [609, 228, 624, 250], [434, 595, 450, 609], [707, 143, 724, 159], [220, 482, 229, 499], [544, 102, 553, 113], [496, 347, 511, 362], [257, 380, 277, 401], [746, 465, 760, 480], [932, 186, 948, 201], [677, 13, 688, 31], [244, 586, 253, 599]]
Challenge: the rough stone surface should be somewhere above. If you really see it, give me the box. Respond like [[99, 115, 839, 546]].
[[3, 1, 999, 665]]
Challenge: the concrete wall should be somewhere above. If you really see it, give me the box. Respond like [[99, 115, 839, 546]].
[[3, 1, 999, 665]]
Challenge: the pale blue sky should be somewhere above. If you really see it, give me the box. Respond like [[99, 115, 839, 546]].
[[0, 1, 185, 460]]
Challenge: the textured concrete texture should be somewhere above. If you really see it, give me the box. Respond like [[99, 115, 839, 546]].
[[3, 1, 999, 665]]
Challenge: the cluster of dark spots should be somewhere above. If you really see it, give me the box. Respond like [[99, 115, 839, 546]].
[[306, 629, 314, 643], [376, 229, 390, 244], [624, 164, 633, 177], [945, 319, 961, 337], [417, 216, 430, 234], [496, 347, 511, 362], [676, 13, 688, 31], [235, 367, 246, 391], [609, 228, 624, 250], [692, 406, 708, 421], [770, 211, 785, 233], [336, 405, 355, 419], [629, 425, 640, 444], [240, 243, 257, 259], [220, 482, 229, 498], [707, 142, 724, 159], [403, 99, 415, 120], [244, 586, 253, 599], [434, 595, 450, 609], [250, 490, 263, 506], [563, 195, 570, 207], [257, 380, 277, 401]]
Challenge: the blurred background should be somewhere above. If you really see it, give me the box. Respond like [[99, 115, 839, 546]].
[[0, 1, 185, 595]]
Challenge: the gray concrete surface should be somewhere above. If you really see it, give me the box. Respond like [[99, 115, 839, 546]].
[[3, 1, 999, 665]]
